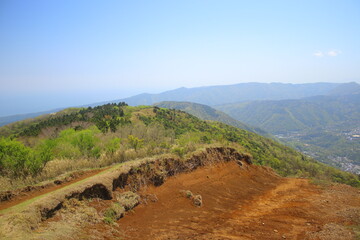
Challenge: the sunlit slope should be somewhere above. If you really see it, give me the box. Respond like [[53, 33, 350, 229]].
[[0, 103, 359, 189]]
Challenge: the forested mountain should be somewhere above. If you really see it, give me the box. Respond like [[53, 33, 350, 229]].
[[1, 103, 358, 191], [216, 93, 360, 173], [216, 94, 360, 134], [116, 82, 345, 106], [154, 101, 269, 137]]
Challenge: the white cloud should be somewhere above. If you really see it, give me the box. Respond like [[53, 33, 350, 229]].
[[313, 51, 324, 57], [313, 49, 342, 57], [327, 50, 342, 57]]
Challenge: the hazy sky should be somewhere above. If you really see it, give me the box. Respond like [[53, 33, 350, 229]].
[[1, 0, 360, 116]]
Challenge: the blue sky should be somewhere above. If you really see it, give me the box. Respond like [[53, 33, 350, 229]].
[[0, 0, 360, 116]]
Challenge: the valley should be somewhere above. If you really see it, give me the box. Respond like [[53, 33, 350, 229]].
[[212, 89, 360, 173], [275, 126, 360, 174]]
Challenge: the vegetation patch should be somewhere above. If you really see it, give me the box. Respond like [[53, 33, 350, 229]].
[[114, 191, 140, 211], [1, 104, 359, 192], [103, 203, 125, 224]]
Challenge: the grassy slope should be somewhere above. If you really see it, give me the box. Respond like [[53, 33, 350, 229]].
[[0, 104, 359, 189]]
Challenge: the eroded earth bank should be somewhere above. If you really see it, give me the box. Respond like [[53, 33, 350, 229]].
[[0, 147, 359, 240]]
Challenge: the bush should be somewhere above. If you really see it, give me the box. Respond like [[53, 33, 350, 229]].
[[0, 138, 31, 176], [0, 138, 53, 177], [46, 128, 102, 159]]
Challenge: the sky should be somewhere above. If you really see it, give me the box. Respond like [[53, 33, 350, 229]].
[[0, 0, 360, 116]]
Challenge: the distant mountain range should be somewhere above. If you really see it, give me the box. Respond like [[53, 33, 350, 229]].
[[118, 82, 354, 106], [3, 82, 357, 127]]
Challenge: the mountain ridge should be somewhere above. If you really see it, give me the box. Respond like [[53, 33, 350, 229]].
[[1, 82, 357, 127], [117, 82, 345, 106]]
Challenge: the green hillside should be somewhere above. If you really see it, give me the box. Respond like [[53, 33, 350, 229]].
[[217, 94, 360, 133], [154, 101, 269, 137], [216, 94, 360, 172], [0, 103, 359, 192]]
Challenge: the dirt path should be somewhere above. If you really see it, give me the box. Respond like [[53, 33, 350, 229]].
[[213, 178, 319, 239], [0, 168, 108, 212], [88, 161, 359, 240]]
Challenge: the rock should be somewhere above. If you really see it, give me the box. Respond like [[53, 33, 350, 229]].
[[274, 229, 278, 233], [193, 195, 202, 207], [180, 190, 193, 198]]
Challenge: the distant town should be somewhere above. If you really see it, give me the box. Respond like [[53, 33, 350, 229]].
[[275, 126, 360, 175]]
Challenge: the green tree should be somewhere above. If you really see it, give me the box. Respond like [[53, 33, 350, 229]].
[[0, 138, 53, 177], [127, 135, 143, 152], [0, 138, 30, 176]]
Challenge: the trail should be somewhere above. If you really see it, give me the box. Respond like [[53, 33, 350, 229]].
[[213, 178, 320, 239], [0, 168, 108, 212]]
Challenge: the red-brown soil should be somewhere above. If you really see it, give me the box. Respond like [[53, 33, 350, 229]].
[[3, 157, 358, 240], [84, 161, 360, 240], [0, 168, 107, 212]]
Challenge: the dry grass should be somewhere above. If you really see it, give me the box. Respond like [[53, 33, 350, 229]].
[[0, 140, 238, 192], [114, 191, 140, 211], [31, 198, 100, 240], [0, 145, 171, 192]]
